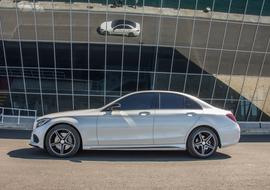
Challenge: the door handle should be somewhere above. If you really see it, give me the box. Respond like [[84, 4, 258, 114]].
[[186, 112, 196, 117], [139, 112, 150, 116]]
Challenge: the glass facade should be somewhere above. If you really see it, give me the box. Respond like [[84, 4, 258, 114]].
[[0, 0, 270, 122]]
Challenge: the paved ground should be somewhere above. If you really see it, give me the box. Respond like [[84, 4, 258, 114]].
[[0, 129, 270, 190]]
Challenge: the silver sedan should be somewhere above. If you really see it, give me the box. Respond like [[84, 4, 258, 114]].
[[30, 91, 240, 158]]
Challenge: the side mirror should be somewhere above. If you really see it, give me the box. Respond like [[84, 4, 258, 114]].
[[109, 103, 121, 111]]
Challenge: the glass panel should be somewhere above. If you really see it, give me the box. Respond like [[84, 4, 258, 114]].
[[199, 75, 215, 99], [106, 44, 123, 70], [89, 13, 106, 43], [138, 72, 153, 91], [89, 44, 105, 70], [169, 74, 185, 92], [238, 24, 257, 51], [72, 12, 88, 42], [140, 46, 156, 72], [208, 21, 226, 49], [55, 42, 71, 68], [192, 20, 210, 48], [247, 53, 264, 76], [253, 25, 270, 52], [0, 93, 11, 107], [156, 47, 173, 72], [18, 11, 35, 40], [122, 72, 137, 95], [21, 42, 38, 68], [42, 95, 57, 114], [90, 71, 104, 95], [188, 49, 204, 74], [204, 50, 221, 74], [27, 94, 42, 116], [154, 73, 169, 90], [73, 43, 88, 69], [38, 42, 55, 68], [159, 17, 177, 46], [40, 69, 56, 94], [73, 70, 88, 95], [54, 11, 71, 41], [172, 48, 189, 73], [223, 23, 242, 50], [90, 96, 104, 108], [233, 52, 249, 75], [123, 45, 139, 71], [185, 74, 200, 96], [57, 69, 72, 94], [12, 93, 26, 109], [218, 50, 235, 75], [175, 19, 193, 47], [58, 95, 73, 112], [74, 96, 88, 110], [4, 41, 21, 67], [106, 71, 121, 96], [36, 11, 53, 41], [141, 16, 159, 45]]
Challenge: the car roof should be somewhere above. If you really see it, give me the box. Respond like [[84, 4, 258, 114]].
[[111, 20, 136, 27]]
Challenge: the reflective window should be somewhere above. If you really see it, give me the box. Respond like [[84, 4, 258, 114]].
[[160, 93, 201, 110], [117, 92, 157, 110]]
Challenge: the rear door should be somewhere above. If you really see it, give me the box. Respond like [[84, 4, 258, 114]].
[[154, 93, 203, 145]]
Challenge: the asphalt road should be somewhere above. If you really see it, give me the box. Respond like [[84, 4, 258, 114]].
[[0, 129, 270, 190]]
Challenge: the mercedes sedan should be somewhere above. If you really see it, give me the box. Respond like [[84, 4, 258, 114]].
[[30, 91, 240, 158], [99, 19, 140, 37]]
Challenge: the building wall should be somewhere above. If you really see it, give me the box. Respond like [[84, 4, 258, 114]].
[[0, 0, 270, 121]]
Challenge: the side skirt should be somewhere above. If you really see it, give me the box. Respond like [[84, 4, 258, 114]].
[[82, 144, 186, 151]]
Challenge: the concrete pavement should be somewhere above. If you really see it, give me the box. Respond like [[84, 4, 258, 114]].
[[0, 129, 270, 190]]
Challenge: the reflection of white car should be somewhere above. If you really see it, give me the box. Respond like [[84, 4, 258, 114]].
[[30, 91, 240, 158], [99, 20, 140, 37]]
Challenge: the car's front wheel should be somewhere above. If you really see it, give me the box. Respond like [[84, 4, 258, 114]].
[[45, 124, 81, 158], [187, 127, 218, 158]]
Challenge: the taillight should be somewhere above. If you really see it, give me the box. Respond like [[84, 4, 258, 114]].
[[226, 113, 237, 122]]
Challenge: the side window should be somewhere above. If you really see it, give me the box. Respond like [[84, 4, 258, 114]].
[[160, 93, 185, 109], [117, 93, 158, 110], [159, 93, 202, 110], [114, 25, 123, 30], [124, 25, 132, 29], [184, 97, 202, 109]]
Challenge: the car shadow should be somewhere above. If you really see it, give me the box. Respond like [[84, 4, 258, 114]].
[[7, 148, 231, 162]]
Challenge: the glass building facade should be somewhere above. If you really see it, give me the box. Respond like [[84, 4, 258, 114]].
[[0, 0, 270, 122]]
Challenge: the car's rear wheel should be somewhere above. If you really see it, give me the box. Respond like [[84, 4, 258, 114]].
[[128, 32, 135, 37], [45, 124, 81, 158], [187, 127, 218, 158]]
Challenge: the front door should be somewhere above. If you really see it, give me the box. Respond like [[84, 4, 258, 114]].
[[97, 92, 158, 146]]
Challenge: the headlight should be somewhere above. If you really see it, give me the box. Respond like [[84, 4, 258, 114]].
[[36, 118, 51, 128]]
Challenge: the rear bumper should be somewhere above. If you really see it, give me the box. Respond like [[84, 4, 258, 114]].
[[219, 123, 241, 148]]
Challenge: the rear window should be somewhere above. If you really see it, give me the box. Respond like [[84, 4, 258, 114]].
[[159, 93, 202, 110]]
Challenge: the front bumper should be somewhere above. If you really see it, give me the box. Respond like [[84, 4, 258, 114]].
[[29, 124, 50, 149]]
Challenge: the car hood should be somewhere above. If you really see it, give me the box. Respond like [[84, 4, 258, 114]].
[[38, 109, 102, 119], [100, 21, 112, 30]]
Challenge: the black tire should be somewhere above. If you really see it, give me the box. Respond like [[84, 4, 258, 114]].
[[128, 32, 135, 37], [187, 127, 218, 158], [45, 124, 81, 158]]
